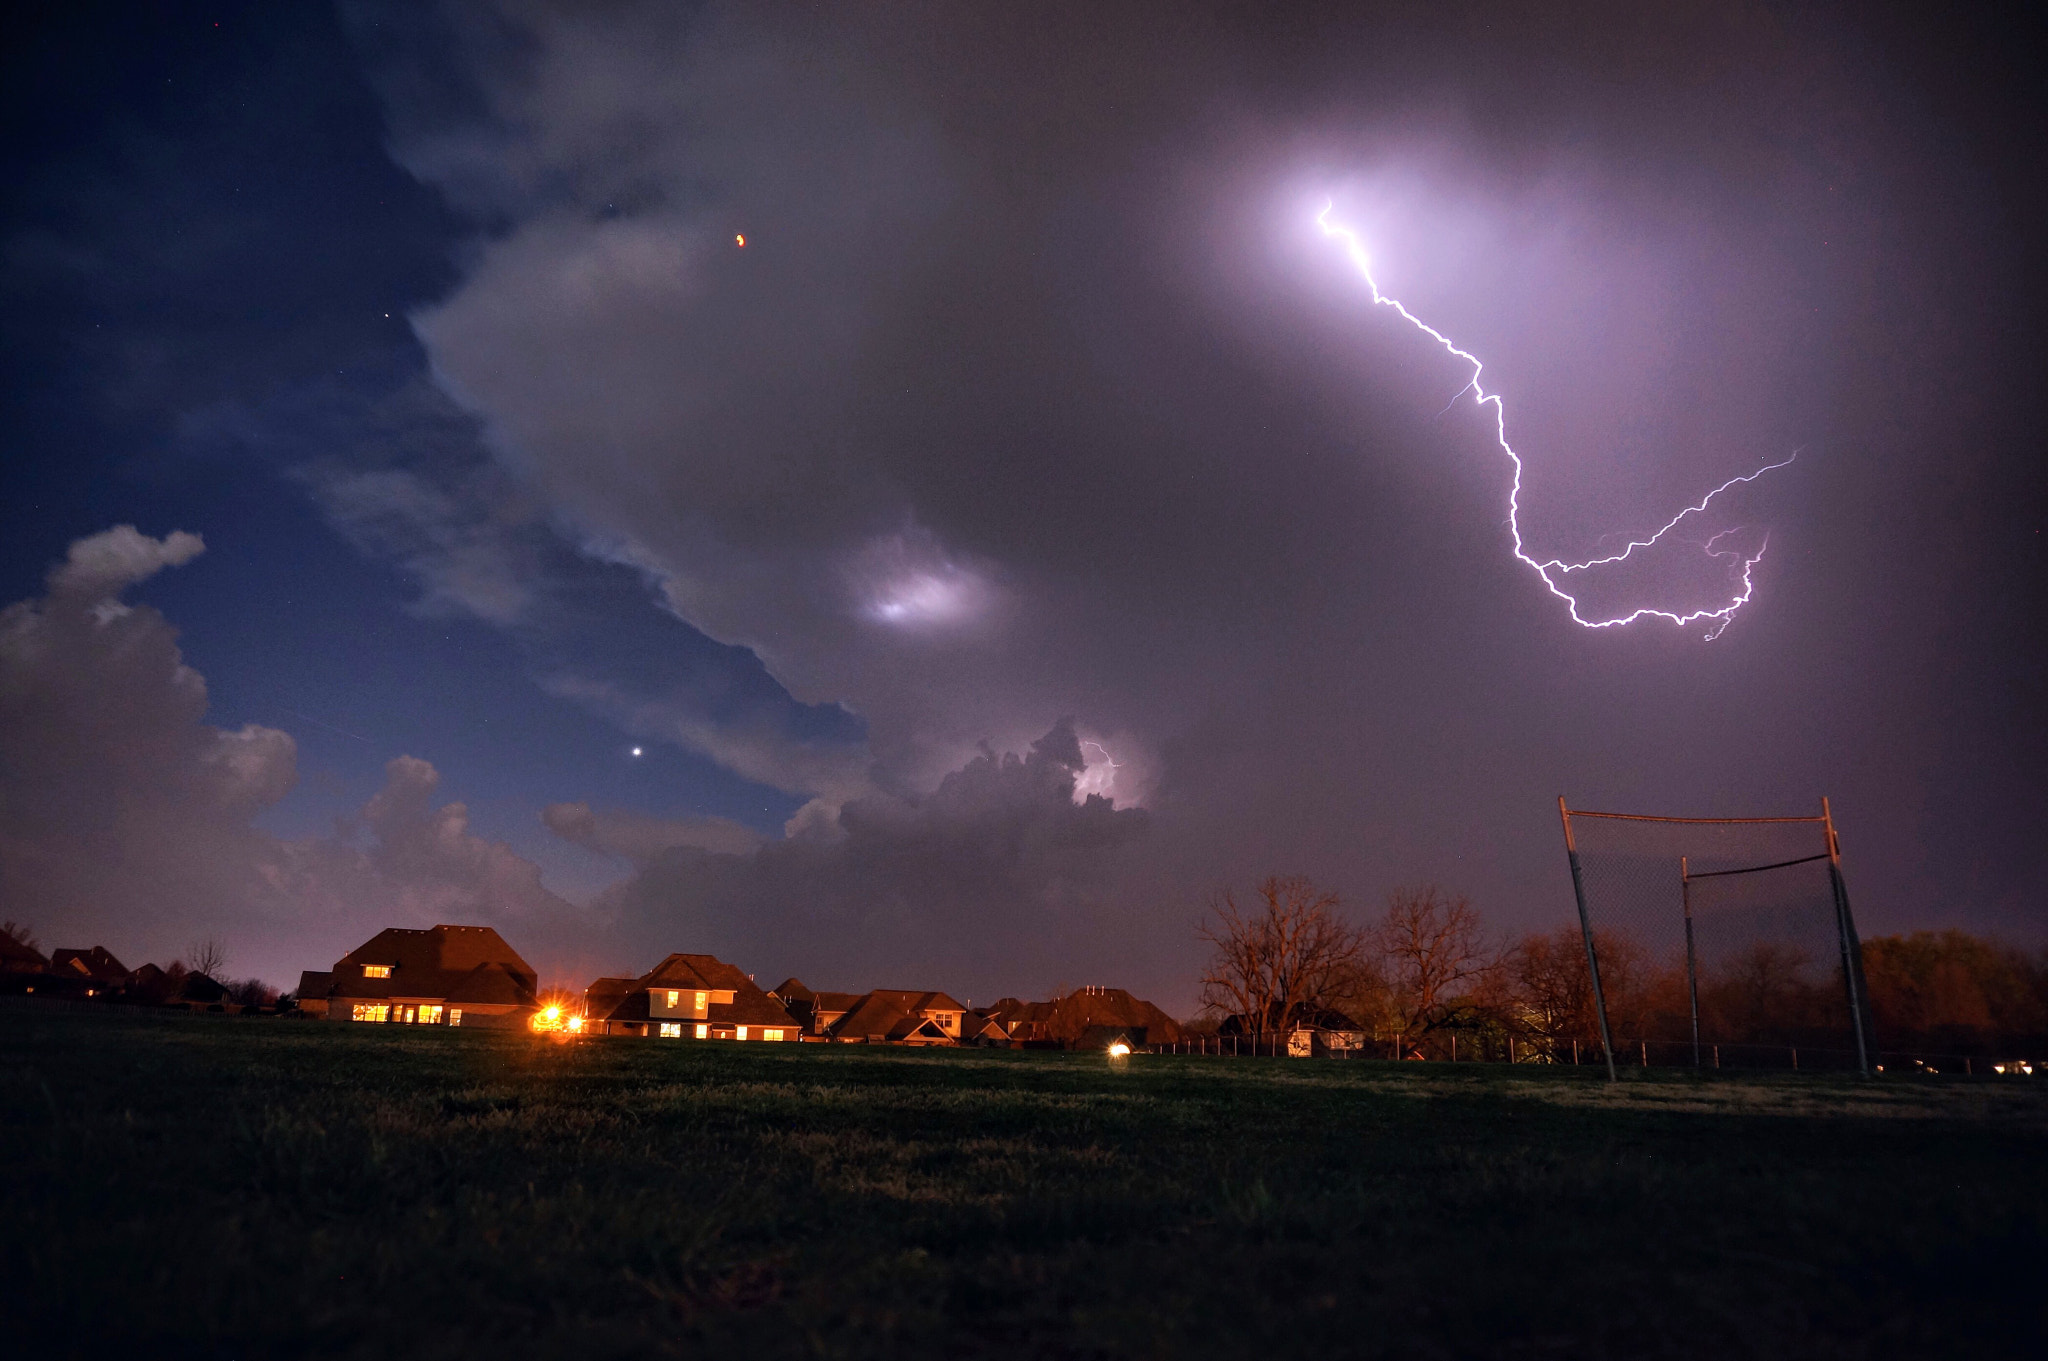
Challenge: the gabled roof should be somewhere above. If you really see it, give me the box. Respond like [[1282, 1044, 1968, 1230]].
[[637, 953, 751, 993], [296, 970, 333, 1000], [828, 989, 963, 1042], [771, 977, 814, 1003], [962, 1012, 1010, 1042], [51, 946, 128, 981]]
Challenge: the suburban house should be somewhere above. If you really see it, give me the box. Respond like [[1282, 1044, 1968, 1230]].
[[982, 986, 1186, 1050], [773, 979, 972, 1044], [0, 932, 50, 982], [1218, 1008, 1368, 1057], [305, 925, 540, 1028], [51, 946, 129, 994], [586, 953, 797, 1040]]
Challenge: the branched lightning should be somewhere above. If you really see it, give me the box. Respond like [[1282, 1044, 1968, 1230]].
[[1076, 740, 1123, 801], [1316, 202, 1795, 639]]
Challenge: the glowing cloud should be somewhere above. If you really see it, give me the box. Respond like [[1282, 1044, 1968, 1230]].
[[1073, 739, 1122, 803], [849, 529, 992, 628], [1316, 202, 1795, 639]]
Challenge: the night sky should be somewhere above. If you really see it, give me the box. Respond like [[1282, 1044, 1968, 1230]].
[[3, 2, 2041, 1005]]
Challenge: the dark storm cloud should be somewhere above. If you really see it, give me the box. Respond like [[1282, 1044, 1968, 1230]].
[[339, 0, 2040, 986], [575, 719, 1152, 996]]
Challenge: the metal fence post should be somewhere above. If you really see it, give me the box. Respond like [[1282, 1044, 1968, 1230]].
[[1682, 856, 1702, 1068], [1822, 798, 1875, 1077], [1560, 797, 1619, 1081]]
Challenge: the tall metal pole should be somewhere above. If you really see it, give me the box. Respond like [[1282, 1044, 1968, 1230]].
[[1822, 798, 1874, 1077], [1682, 856, 1701, 1069], [1560, 797, 1618, 1082]]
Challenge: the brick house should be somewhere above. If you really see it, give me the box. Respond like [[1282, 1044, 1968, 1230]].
[[982, 986, 1186, 1050], [305, 925, 540, 1028], [586, 953, 797, 1041]]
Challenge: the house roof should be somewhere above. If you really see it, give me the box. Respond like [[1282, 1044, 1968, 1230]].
[[51, 946, 128, 981], [0, 933, 48, 972], [984, 988, 1185, 1047], [771, 977, 814, 1003], [827, 989, 964, 1042], [327, 925, 538, 1004], [584, 976, 636, 1016], [443, 962, 539, 1006], [173, 971, 230, 1004], [296, 970, 333, 1000], [638, 952, 751, 992]]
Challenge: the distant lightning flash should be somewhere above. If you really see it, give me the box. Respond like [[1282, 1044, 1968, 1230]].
[[1076, 740, 1123, 801], [1316, 202, 1796, 639]]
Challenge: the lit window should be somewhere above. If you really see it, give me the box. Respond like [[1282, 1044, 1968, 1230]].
[[449, 1009, 462, 1027], [737, 1026, 748, 1040], [404, 1006, 416, 1023], [695, 990, 708, 1010], [666, 990, 680, 1008], [695, 1023, 709, 1039], [659, 1022, 682, 1038], [351, 1003, 390, 1023], [418, 1005, 443, 1024], [765, 1029, 784, 1042], [363, 964, 392, 978]]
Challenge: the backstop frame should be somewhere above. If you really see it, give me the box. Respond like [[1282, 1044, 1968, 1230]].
[[1557, 797, 1874, 1080]]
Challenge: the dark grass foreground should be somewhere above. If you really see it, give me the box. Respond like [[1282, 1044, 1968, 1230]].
[[4, 1010, 2044, 1359]]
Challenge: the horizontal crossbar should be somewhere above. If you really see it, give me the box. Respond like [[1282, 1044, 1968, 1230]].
[[1683, 852, 1832, 879]]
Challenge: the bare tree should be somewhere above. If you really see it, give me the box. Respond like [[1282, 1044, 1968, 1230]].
[[1373, 886, 1497, 1056], [1199, 876, 1366, 1037], [185, 937, 229, 980], [2, 920, 38, 953]]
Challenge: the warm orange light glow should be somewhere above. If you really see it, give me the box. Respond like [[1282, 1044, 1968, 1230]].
[[735, 233, 746, 247], [1107, 1040, 1132, 1057], [530, 1003, 581, 1034]]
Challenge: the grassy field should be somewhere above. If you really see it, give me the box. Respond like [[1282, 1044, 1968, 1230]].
[[3, 1009, 2044, 1359]]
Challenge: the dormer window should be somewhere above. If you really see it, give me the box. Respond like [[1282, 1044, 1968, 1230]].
[[363, 964, 392, 978]]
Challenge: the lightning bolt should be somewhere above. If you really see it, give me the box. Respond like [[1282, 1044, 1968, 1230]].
[[1316, 202, 1795, 639], [1076, 740, 1123, 801]]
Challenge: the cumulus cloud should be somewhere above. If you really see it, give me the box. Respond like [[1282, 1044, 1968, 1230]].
[[2, 528, 296, 956], [0, 528, 589, 983], [48, 524, 205, 600]]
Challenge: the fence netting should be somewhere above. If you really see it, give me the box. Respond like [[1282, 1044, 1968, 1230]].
[[1563, 808, 1870, 1072]]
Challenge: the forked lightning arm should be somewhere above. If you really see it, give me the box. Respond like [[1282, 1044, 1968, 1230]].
[[1316, 203, 1795, 639]]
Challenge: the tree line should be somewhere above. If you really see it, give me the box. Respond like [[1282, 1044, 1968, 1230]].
[[1197, 876, 2048, 1060]]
